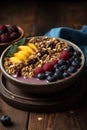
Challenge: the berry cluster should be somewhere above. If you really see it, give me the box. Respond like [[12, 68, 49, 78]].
[[0, 24, 20, 43], [34, 45, 81, 82]]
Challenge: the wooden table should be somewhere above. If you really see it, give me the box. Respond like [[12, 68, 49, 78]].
[[0, 1, 87, 130]]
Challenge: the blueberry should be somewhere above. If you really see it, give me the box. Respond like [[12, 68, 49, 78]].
[[63, 72, 70, 78], [37, 73, 46, 80], [45, 71, 54, 77], [74, 57, 82, 62], [69, 52, 73, 57], [71, 60, 81, 68], [55, 67, 60, 72], [67, 66, 76, 73], [54, 70, 63, 79], [69, 55, 75, 62], [58, 59, 66, 66], [0, 115, 12, 126], [54, 64, 59, 69], [67, 45, 74, 52], [47, 75, 57, 82], [73, 50, 81, 57], [59, 65, 68, 72]]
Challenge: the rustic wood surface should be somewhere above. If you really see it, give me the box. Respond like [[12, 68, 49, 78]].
[[0, 1, 87, 130]]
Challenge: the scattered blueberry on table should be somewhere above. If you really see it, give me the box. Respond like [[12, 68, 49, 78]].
[[0, 115, 13, 127]]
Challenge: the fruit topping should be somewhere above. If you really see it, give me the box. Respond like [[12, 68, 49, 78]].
[[54, 70, 63, 79], [34, 66, 44, 76], [58, 59, 67, 66], [9, 43, 37, 63], [28, 43, 37, 51], [45, 71, 54, 77], [3, 37, 82, 82], [10, 57, 22, 63], [47, 75, 57, 82], [18, 46, 34, 54], [37, 73, 46, 80], [71, 60, 81, 68], [67, 66, 76, 73], [51, 60, 58, 66], [59, 50, 70, 60], [43, 62, 54, 72], [14, 52, 27, 61], [73, 50, 81, 57]]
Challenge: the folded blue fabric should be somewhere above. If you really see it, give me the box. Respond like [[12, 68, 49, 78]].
[[45, 25, 87, 70]]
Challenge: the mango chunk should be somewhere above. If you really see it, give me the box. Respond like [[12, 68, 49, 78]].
[[18, 46, 34, 54], [28, 43, 37, 51], [14, 53, 27, 61], [16, 51, 29, 58], [10, 57, 21, 63]]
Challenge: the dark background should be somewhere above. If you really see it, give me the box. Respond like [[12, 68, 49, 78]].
[[0, 0, 87, 36]]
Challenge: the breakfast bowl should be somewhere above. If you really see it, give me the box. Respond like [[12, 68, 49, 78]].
[[0, 24, 24, 55], [0, 36, 85, 94]]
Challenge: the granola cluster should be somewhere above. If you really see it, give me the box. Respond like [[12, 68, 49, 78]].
[[4, 37, 68, 78]]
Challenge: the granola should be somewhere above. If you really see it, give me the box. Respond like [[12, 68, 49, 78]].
[[4, 37, 68, 78]]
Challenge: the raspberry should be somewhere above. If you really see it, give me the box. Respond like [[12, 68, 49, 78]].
[[59, 50, 70, 60], [51, 60, 58, 66], [7, 25, 19, 33], [10, 32, 20, 40], [34, 66, 44, 76], [43, 62, 54, 72], [0, 33, 10, 43]]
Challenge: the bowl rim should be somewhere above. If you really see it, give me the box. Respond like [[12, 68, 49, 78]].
[[0, 25, 24, 46], [0, 36, 85, 87]]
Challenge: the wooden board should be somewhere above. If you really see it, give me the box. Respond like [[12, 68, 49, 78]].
[[0, 98, 28, 130], [0, 73, 86, 113]]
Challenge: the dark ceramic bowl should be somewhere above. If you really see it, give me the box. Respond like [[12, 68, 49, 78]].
[[0, 36, 85, 94], [0, 25, 24, 55]]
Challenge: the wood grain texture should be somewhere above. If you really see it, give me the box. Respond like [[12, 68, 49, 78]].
[[28, 105, 87, 130], [0, 98, 28, 130]]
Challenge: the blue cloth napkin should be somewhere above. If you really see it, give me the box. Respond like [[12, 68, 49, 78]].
[[45, 25, 87, 72]]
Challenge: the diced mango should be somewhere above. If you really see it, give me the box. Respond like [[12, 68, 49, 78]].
[[27, 43, 37, 51], [9, 43, 37, 64], [18, 46, 34, 54], [14, 53, 27, 61], [10, 57, 21, 63], [16, 51, 29, 58]]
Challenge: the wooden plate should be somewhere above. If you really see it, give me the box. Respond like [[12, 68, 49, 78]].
[[0, 73, 86, 113]]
